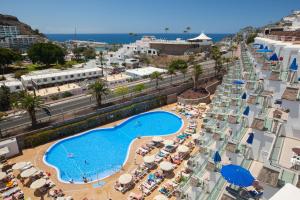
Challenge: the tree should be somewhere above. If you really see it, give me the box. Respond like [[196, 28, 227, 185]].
[[28, 43, 65, 67], [150, 71, 163, 89], [134, 83, 145, 93], [186, 26, 191, 33], [99, 51, 104, 76], [246, 33, 257, 44], [167, 64, 176, 85], [211, 46, 222, 76], [229, 45, 237, 58], [82, 47, 96, 59], [169, 59, 188, 81], [115, 86, 129, 99], [0, 48, 21, 76], [191, 64, 203, 91], [164, 27, 169, 34], [0, 85, 11, 111], [88, 80, 110, 107], [16, 92, 43, 127]]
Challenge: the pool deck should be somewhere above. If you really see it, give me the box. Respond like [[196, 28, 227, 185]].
[[9, 103, 193, 200]]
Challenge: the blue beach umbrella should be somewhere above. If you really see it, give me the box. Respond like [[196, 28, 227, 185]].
[[264, 46, 269, 50], [241, 92, 247, 100], [232, 80, 245, 85], [246, 133, 254, 145], [269, 53, 278, 61], [259, 45, 264, 49], [290, 58, 298, 71], [213, 151, 222, 163], [221, 164, 255, 187], [274, 99, 282, 105], [243, 106, 250, 116]]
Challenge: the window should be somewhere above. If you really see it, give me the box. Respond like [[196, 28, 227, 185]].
[[43, 78, 47, 82], [77, 74, 80, 77], [93, 72, 96, 75], [16, 86, 20, 90], [70, 75, 74, 78], [57, 76, 61, 80], [89, 72, 92, 75], [51, 77, 56, 81], [82, 73, 86, 76]]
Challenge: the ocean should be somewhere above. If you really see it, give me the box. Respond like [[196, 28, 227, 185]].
[[46, 33, 233, 44]]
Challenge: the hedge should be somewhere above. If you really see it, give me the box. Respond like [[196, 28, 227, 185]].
[[22, 95, 167, 148]]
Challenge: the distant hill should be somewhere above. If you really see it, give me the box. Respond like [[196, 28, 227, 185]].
[[0, 14, 45, 38]]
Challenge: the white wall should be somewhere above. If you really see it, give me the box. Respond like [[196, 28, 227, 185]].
[[0, 138, 20, 158]]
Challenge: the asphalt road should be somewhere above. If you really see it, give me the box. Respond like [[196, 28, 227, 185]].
[[0, 61, 217, 131]]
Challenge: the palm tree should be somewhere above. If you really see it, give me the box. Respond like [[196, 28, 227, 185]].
[[192, 64, 203, 91], [169, 59, 188, 81], [88, 80, 110, 107], [99, 51, 104, 76], [211, 46, 222, 76], [17, 92, 43, 127], [150, 71, 163, 89], [167, 65, 176, 85], [164, 27, 169, 34], [186, 26, 191, 33]]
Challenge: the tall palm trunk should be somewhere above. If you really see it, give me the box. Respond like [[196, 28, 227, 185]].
[[29, 109, 37, 127], [170, 74, 173, 85], [156, 79, 159, 89], [96, 94, 102, 107]]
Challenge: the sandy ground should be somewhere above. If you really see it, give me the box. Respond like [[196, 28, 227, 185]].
[[8, 103, 201, 200]]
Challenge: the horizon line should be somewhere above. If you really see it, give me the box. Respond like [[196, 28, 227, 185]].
[[45, 32, 235, 35]]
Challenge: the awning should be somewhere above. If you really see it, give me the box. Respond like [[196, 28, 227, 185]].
[[30, 178, 47, 189], [118, 174, 133, 185], [160, 161, 174, 171], [0, 147, 9, 156], [188, 33, 212, 41]]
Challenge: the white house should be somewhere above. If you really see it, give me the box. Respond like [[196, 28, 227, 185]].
[[125, 66, 167, 78], [21, 68, 103, 88], [0, 80, 24, 92]]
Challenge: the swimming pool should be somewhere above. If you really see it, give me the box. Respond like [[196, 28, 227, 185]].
[[44, 111, 183, 183]]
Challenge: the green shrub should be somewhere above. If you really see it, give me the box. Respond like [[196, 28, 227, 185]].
[[14, 70, 28, 79], [23, 95, 167, 148], [50, 94, 59, 101], [61, 91, 73, 98]]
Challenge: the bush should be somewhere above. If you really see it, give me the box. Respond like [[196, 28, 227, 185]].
[[61, 91, 73, 98], [50, 94, 59, 101], [14, 70, 27, 79], [23, 95, 167, 148]]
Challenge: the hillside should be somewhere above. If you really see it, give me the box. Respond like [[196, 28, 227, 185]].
[[0, 14, 45, 38]]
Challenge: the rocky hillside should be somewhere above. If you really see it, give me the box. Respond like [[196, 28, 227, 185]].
[[0, 14, 45, 37]]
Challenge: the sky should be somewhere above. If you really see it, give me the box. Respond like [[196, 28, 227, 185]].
[[0, 0, 299, 34]]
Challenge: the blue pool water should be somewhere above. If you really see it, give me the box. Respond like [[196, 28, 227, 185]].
[[44, 111, 183, 183]]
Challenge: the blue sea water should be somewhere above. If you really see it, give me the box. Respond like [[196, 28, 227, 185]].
[[46, 33, 232, 44], [44, 111, 183, 183]]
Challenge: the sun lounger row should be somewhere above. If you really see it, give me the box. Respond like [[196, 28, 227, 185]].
[[138, 171, 164, 196]]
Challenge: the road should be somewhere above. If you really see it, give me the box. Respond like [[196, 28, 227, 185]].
[[0, 60, 217, 131]]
